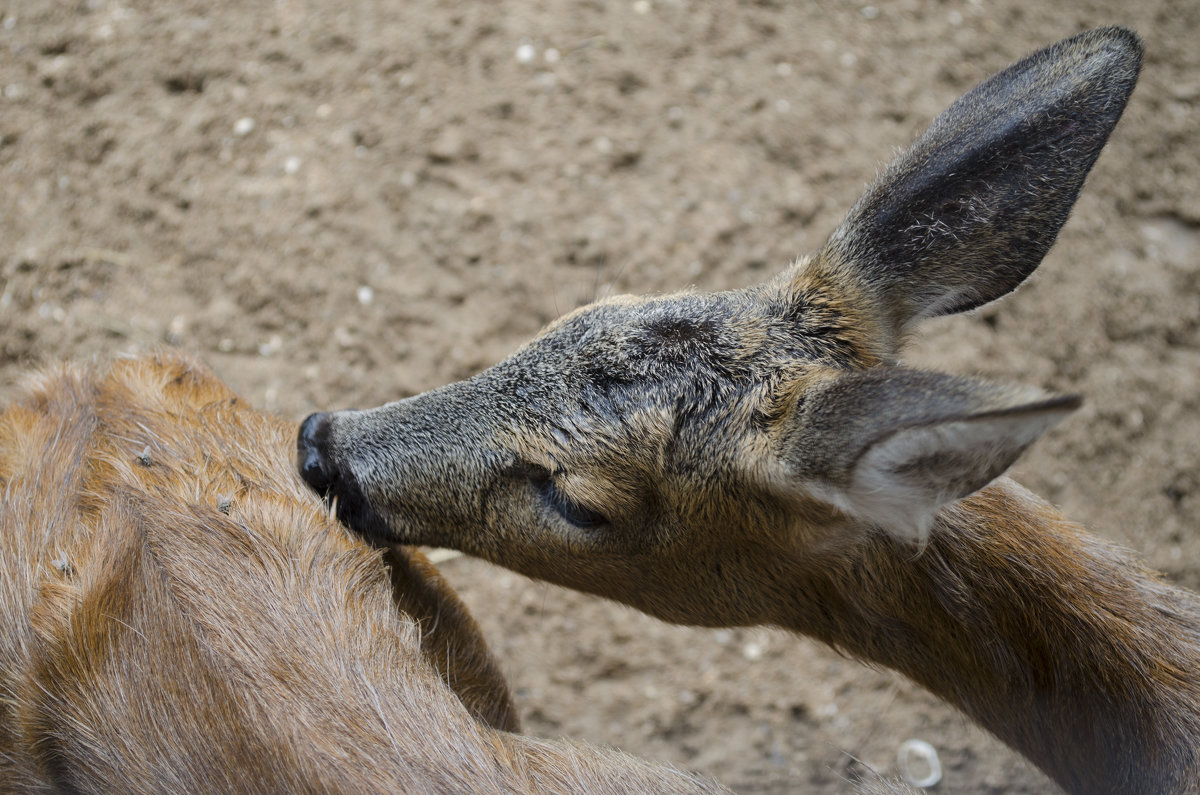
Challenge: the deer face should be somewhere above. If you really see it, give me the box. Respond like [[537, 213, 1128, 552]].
[[300, 27, 1139, 627], [300, 276, 888, 625]]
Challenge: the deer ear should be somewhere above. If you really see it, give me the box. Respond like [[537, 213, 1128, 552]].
[[778, 370, 1079, 541], [819, 27, 1141, 336]]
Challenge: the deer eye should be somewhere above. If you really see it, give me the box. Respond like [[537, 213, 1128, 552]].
[[528, 468, 608, 529]]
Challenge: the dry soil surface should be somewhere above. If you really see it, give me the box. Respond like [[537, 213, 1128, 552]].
[[2, 1, 1198, 792]]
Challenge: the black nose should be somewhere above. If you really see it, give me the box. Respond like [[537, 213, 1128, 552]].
[[297, 412, 336, 494]]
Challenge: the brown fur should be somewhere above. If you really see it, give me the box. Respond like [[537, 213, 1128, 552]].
[[776, 481, 1200, 795], [300, 29, 1200, 794], [0, 352, 725, 793]]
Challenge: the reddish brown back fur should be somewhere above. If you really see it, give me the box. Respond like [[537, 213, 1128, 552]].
[[0, 352, 724, 793]]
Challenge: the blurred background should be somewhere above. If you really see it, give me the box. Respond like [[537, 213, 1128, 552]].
[[2, 1, 1197, 791]]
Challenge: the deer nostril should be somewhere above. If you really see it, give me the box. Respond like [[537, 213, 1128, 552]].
[[297, 412, 336, 494]]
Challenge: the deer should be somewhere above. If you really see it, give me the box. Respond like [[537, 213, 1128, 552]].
[[297, 27, 1200, 795], [0, 352, 729, 793]]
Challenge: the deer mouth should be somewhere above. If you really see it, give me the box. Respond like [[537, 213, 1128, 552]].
[[297, 412, 395, 543]]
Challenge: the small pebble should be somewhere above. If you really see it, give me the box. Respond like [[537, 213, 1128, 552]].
[[515, 44, 536, 64], [167, 315, 187, 342], [356, 285, 374, 305], [429, 130, 469, 162], [233, 117, 256, 136], [258, 334, 283, 357], [897, 739, 943, 788], [426, 548, 463, 564], [284, 156, 302, 175]]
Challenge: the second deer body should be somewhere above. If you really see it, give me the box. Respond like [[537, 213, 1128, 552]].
[[0, 353, 725, 793], [299, 28, 1200, 794]]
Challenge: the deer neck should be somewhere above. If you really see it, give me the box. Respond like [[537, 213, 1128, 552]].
[[775, 478, 1200, 795]]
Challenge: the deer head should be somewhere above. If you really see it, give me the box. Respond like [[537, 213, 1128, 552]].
[[298, 28, 1141, 628]]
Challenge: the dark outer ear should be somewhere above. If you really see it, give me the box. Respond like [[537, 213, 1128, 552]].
[[821, 26, 1142, 336], [778, 369, 1080, 541]]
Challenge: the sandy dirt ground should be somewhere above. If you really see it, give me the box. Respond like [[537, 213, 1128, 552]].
[[2, 1, 1198, 791]]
